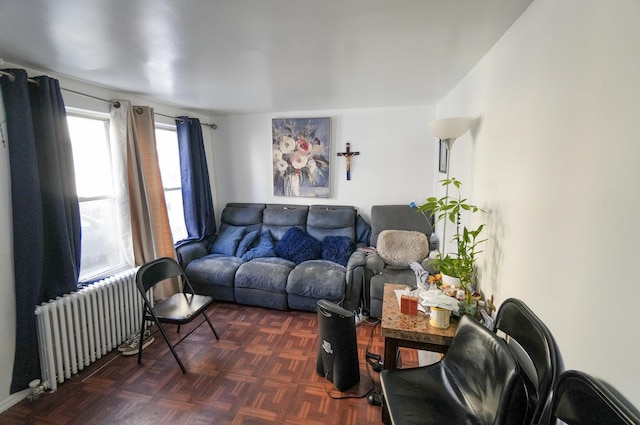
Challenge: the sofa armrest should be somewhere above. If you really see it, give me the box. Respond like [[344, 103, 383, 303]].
[[365, 252, 385, 275], [421, 257, 438, 275], [347, 250, 366, 270], [176, 241, 208, 268], [343, 250, 367, 312], [345, 250, 366, 290]]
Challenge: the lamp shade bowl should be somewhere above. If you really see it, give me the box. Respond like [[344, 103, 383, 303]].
[[428, 117, 473, 140]]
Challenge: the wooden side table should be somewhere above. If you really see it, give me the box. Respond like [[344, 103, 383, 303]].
[[381, 283, 457, 368]]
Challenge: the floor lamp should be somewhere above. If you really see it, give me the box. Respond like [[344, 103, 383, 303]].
[[427, 117, 473, 256]]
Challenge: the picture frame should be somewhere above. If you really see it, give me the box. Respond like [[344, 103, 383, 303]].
[[272, 117, 331, 198], [438, 140, 448, 174]]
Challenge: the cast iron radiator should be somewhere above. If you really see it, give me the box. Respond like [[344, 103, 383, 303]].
[[34, 268, 149, 391]]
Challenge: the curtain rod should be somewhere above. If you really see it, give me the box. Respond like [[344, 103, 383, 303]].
[[2, 70, 217, 129], [0, 69, 38, 85], [62, 88, 217, 129], [2, 64, 215, 128]]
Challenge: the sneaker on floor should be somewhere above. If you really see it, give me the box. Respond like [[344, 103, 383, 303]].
[[121, 335, 154, 356], [117, 333, 137, 352], [117, 330, 151, 352]]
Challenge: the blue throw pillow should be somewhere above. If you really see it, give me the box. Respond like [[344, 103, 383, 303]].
[[235, 230, 259, 257], [211, 225, 246, 256], [275, 227, 322, 265], [322, 236, 357, 267], [241, 230, 276, 261]]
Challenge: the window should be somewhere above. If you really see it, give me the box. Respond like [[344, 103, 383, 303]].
[[155, 126, 188, 243], [67, 112, 127, 281], [68, 113, 187, 281]]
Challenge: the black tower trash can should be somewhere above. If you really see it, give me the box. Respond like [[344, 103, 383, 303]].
[[316, 299, 360, 391]]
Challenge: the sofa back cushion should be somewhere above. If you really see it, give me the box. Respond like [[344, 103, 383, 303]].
[[370, 205, 434, 248], [220, 203, 266, 234], [262, 204, 309, 241], [307, 205, 356, 241]]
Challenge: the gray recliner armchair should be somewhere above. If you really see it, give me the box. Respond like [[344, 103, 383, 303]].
[[364, 205, 437, 318]]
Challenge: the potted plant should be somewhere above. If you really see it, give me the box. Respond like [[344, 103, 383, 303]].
[[415, 178, 486, 312]]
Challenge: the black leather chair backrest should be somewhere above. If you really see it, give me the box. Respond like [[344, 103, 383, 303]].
[[494, 298, 563, 425], [443, 315, 528, 425], [549, 370, 640, 425]]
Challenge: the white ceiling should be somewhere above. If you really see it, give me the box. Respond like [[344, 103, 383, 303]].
[[0, 0, 533, 116]]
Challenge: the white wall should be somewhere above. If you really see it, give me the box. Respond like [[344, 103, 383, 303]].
[[0, 62, 212, 410], [210, 105, 436, 223], [436, 0, 640, 407]]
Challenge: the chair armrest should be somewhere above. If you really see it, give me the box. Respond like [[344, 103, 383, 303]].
[[176, 241, 208, 268]]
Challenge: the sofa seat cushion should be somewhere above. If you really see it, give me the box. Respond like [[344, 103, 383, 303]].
[[184, 254, 245, 301], [235, 257, 296, 293], [286, 259, 346, 302], [234, 257, 294, 310]]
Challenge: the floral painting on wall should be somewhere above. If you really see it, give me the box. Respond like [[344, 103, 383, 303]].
[[272, 117, 331, 198]]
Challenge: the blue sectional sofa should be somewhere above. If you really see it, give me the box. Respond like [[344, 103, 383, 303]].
[[176, 203, 369, 312]]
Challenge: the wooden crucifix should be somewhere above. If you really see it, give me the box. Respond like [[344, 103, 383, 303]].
[[337, 142, 360, 180]]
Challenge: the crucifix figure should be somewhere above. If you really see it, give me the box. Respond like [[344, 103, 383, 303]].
[[337, 142, 360, 180]]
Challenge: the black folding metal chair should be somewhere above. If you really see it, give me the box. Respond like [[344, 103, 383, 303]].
[[135, 257, 220, 373], [548, 370, 640, 425]]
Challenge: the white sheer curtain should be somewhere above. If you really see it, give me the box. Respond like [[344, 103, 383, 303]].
[[110, 100, 179, 299]]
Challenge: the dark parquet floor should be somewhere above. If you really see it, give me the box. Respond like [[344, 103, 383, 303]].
[[0, 302, 417, 425]]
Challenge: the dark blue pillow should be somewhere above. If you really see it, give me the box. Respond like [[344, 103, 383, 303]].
[[235, 230, 259, 257], [241, 230, 276, 261], [322, 236, 356, 267], [275, 227, 322, 264], [211, 225, 246, 256]]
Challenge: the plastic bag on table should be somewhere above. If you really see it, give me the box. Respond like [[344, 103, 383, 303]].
[[418, 289, 460, 315]]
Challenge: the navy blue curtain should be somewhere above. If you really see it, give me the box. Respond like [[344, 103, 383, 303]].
[[0, 69, 81, 393], [176, 117, 215, 245]]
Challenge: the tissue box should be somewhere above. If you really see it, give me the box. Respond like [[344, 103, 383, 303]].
[[400, 295, 419, 315]]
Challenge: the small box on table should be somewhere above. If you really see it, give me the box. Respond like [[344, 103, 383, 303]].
[[400, 295, 418, 315]]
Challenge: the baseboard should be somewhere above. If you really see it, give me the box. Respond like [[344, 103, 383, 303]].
[[0, 389, 29, 414]]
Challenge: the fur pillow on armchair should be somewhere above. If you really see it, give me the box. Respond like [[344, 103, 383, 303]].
[[376, 230, 429, 267]]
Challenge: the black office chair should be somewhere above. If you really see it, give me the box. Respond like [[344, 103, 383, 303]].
[[493, 298, 563, 424], [548, 370, 640, 425], [135, 257, 220, 373], [380, 315, 528, 425]]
